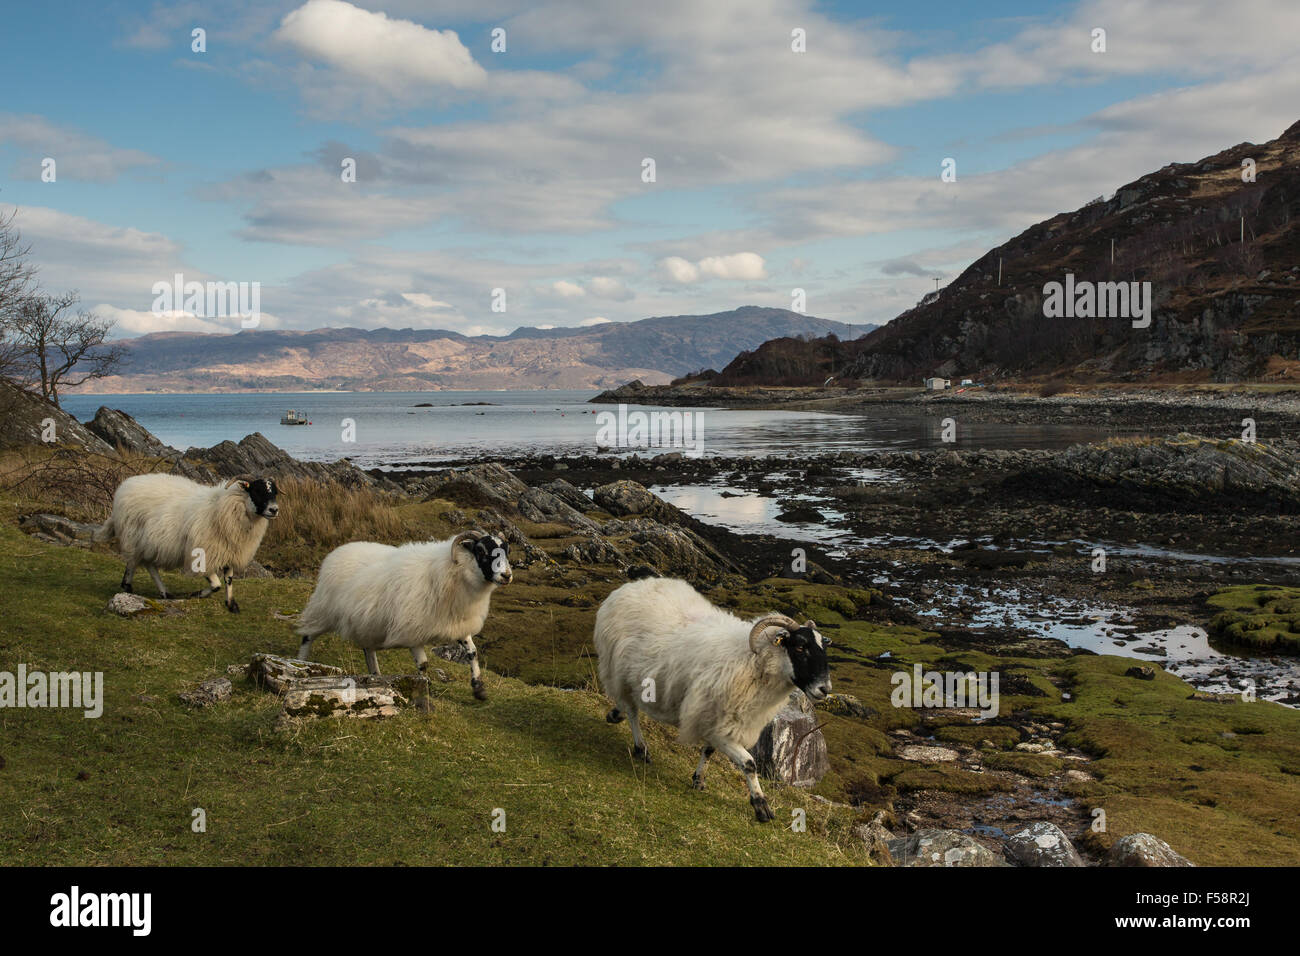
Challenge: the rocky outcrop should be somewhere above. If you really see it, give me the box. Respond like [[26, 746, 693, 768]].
[[0, 380, 112, 453], [17, 513, 101, 547], [184, 432, 394, 489], [86, 406, 180, 457], [1045, 435, 1300, 506]]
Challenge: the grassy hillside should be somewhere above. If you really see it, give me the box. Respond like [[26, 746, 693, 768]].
[[4, 466, 1300, 865]]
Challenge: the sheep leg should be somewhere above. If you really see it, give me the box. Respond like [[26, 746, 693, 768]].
[[222, 565, 238, 613], [364, 649, 381, 675], [296, 635, 314, 661], [410, 645, 429, 672], [691, 746, 715, 790], [715, 740, 774, 822], [145, 565, 170, 599], [459, 635, 487, 701], [120, 559, 137, 594], [409, 646, 433, 713], [627, 711, 651, 763], [189, 572, 222, 600]]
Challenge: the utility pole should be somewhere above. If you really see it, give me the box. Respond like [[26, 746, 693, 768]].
[[1111, 238, 1115, 264], [997, 258, 1002, 286]]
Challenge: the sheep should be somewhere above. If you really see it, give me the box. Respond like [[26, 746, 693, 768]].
[[94, 473, 280, 613], [594, 574, 831, 821], [295, 529, 512, 699]]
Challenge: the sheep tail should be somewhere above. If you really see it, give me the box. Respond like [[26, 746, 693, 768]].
[[93, 516, 116, 545]]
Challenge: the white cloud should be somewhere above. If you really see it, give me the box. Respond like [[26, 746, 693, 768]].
[[660, 252, 766, 283], [98, 305, 276, 338], [274, 0, 486, 95], [579, 316, 611, 326], [551, 279, 586, 298], [587, 276, 633, 300]]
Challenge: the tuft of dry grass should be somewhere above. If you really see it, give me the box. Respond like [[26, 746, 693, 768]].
[[0, 445, 173, 521], [260, 477, 408, 574]]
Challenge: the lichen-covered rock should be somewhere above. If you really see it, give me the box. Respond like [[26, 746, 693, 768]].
[[180, 677, 233, 708], [1004, 822, 1085, 867], [1107, 833, 1195, 867], [247, 653, 345, 693], [517, 486, 600, 531], [107, 592, 158, 616], [280, 678, 407, 722], [562, 535, 626, 565], [593, 479, 664, 518], [897, 744, 960, 762], [0, 380, 112, 453], [888, 829, 1010, 867], [752, 704, 829, 787]]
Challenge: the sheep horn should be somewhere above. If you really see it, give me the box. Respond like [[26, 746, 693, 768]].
[[748, 614, 800, 653], [452, 529, 488, 550]]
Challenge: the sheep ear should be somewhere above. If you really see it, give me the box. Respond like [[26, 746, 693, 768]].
[[236, 480, 250, 489]]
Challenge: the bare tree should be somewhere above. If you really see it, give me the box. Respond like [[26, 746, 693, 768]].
[[0, 209, 37, 381], [5, 291, 127, 407]]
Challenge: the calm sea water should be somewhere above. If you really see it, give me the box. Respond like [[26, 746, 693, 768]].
[[60, 390, 1116, 468]]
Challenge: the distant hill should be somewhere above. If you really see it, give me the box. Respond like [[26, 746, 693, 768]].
[[718, 120, 1300, 386], [73, 307, 870, 393]]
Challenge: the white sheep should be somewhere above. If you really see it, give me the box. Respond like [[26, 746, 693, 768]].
[[594, 575, 831, 821], [295, 529, 513, 699], [95, 473, 280, 613]]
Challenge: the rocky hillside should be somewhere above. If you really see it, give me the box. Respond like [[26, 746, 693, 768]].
[[71, 307, 866, 393], [709, 120, 1300, 386]]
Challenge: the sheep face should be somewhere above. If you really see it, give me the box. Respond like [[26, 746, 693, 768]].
[[771, 621, 832, 701], [237, 477, 280, 520], [460, 533, 513, 585]]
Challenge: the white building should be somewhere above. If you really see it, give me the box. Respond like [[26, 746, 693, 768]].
[[924, 377, 950, 390]]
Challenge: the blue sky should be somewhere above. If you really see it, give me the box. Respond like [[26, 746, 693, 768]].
[[2, 0, 1297, 338]]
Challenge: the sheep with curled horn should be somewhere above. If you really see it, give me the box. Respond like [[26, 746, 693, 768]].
[[296, 528, 512, 699], [594, 572, 831, 821]]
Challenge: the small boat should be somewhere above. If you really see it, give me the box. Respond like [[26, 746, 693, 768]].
[[280, 409, 311, 426]]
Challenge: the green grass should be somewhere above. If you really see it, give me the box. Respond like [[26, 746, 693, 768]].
[[0, 517, 867, 866], [1207, 585, 1300, 652]]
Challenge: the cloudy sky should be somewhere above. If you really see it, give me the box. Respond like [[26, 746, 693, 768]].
[[2, 0, 1297, 339]]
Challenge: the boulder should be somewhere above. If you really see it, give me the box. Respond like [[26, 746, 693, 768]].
[[853, 820, 896, 866], [888, 829, 1010, 867], [1107, 833, 1195, 867], [1004, 822, 1085, 867], [752, 701, 829, 787], [279, 677, 411, 722], [817, 693, 876, 720]]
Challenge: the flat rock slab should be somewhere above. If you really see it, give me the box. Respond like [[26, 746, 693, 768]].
[[280, 680, 409, 723], [180, 677, 233, 708], [897, 744, 960, 763], [247, 653, 345, 693]]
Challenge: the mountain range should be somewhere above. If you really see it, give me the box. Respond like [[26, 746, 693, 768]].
[[75, 307, 872, 393]]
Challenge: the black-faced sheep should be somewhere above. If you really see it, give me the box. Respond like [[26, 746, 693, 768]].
[[95, 473, 279, 613], [295, 530, 512, 700], [594, 575, 831, 821]]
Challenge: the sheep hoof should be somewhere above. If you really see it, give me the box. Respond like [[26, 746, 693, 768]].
[[472, 679, 487, 701], [121, 583, 133, 594], [226, 601, 240, 614], [691, 776, 706, 791], [605, 708, 624, 724], [751, 796, 774, 823], [632, 745, 651, 764]]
